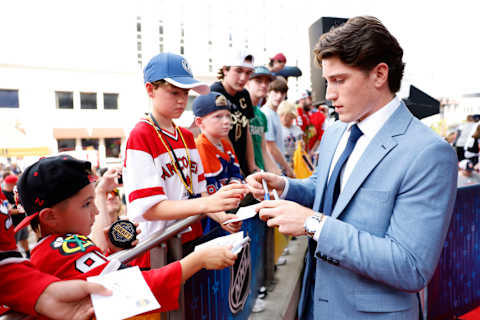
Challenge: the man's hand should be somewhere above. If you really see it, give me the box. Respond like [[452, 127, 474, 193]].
[[245, 172, 286, 200], [35, 280, 112, 320], [206, 184, 249, 213], [208, 211, 243, 234], [256, 199, 314, 236]]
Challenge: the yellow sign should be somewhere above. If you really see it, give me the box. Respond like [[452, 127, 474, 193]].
[[0, 147, 50, 157]]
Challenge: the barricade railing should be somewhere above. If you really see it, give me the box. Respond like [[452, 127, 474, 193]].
[[108, 215, 202, 264]]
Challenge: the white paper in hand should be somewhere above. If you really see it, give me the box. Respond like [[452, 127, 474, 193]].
[[223, 204, 259, 224], [88, 266, 160, 320], [194, 231, 250, 254], [194, 231, 244, 251]]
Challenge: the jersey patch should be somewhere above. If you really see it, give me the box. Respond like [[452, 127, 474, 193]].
[[50, 234, 95, 255], [1, 200, 12, 232]]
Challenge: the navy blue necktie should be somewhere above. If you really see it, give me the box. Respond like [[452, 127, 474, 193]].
[[322, 124, 363, 216]]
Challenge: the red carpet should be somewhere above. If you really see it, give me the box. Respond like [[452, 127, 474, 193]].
[[460, 306, 480, 319]]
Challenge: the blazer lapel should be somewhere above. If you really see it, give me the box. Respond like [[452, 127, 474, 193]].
[[331, 102, 413, 219], [312, 123, 348, 212]]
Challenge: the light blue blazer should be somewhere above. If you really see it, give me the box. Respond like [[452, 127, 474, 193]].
[[286, 102, 457, 319]]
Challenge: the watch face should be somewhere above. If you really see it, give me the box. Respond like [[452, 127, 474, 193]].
[[306, 216, 319, 233]]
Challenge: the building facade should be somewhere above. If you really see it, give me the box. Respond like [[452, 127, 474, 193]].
[[0, 0, 322, 168]]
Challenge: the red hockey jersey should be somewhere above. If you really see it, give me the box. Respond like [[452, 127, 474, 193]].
[[0, 200, 58, 316], [31, 234, 182, 312]]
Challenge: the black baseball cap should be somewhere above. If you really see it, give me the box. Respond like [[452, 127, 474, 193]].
[[14, 155, 95, 233]]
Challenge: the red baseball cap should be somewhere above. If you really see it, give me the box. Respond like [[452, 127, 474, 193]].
[[4, 175, 18, 185], [271, 53, 287, 63]]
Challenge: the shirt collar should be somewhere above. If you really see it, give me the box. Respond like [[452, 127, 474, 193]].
[[351, 96, 401, 139]]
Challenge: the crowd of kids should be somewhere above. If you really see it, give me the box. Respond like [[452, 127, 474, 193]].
[[2, 50, 330, 318]]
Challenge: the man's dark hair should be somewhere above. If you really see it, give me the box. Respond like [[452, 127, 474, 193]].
[[268, 77, 288, 93], [313, 16, 405, 93]]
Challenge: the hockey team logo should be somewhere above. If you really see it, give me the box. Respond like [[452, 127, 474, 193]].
[[51, 234, 94, 255], [1, 200, 12, 230], [229, 241, 251, 314], [182, 59, 192, 75]]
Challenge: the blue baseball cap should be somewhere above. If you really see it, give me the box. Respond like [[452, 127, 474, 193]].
[[143, 53, 210, 95], [250, 66, 275, 81], [192, 92, 231, 117]]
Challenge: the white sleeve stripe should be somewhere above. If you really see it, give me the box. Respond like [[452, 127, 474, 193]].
[[128, 194, 166, 222]]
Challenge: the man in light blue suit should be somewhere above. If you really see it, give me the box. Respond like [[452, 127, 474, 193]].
[[247, 16, 457, 319]]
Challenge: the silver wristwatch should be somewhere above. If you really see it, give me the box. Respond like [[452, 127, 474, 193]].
[[304, 213, 324, 238]]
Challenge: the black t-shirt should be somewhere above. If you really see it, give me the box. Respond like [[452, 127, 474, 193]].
[[210, 82, 254, 175], [467, 137, 480, 154], [1, 189, 24, 226]]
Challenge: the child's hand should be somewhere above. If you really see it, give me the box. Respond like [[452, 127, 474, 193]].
[[96, 167, 122, 194], [208, 212, 242, 234], [197, 246, 237, 270], [207, 184, 249, 213], [103, 220, 141, 254]]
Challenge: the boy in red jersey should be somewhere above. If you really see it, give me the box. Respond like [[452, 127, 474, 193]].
[[124, 53, 248, 258], [14, 155, 238, 314], [1, 189, 111, 320]]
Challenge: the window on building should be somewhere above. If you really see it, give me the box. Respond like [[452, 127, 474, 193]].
[[0, 89, 19, 108], [57, 138, 76, 152], [137, 17, 143, 67], [81, 138, 98, 150], [55, 91, 73, 109], [80, 92, 97, 109], [159, 20, 164, 54], [208, 58, 213, 73], [180, 46, 184, 55], [105, 137, 122, 158], [104, 93, 118, 110]]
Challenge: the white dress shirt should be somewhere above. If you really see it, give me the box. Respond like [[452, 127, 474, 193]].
[[328, 96, 402, 192]]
